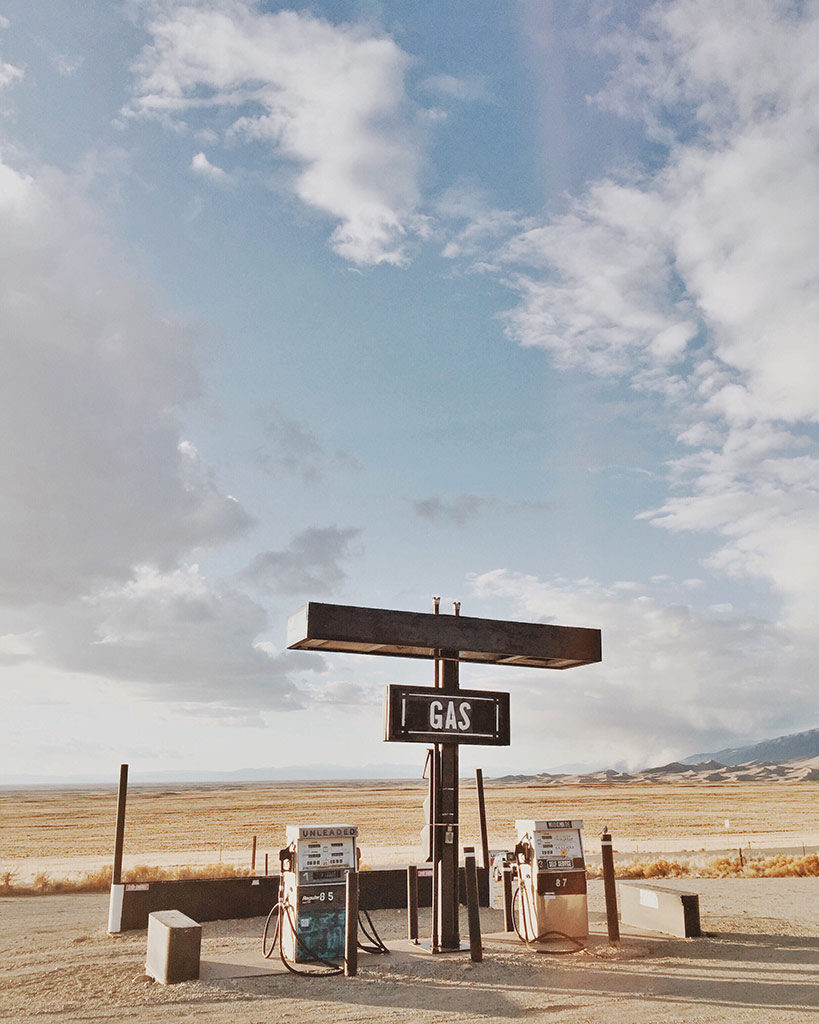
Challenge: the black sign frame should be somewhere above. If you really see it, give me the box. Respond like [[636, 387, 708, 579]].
[[384, 684, 510, 746]]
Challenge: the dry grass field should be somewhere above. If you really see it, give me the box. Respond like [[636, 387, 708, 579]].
[[2, 779, 818, 871]]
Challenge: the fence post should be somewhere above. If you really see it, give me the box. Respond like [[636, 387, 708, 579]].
[[112, 764, 128, 885]]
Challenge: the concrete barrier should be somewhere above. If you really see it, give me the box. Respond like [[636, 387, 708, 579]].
[[145, 910, 202, 984], [618, 881, 701, 938], [108, 867, 489, 932]]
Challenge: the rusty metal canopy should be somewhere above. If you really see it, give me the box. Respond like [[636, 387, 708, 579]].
[[286, 602, 601, 669]]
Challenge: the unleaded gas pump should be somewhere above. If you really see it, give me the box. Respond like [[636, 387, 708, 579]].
[[514, 819, 588, 942], [279, 824, 359, 963]]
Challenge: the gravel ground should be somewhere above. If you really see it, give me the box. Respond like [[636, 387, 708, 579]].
[[1, 878, 817, 1023]]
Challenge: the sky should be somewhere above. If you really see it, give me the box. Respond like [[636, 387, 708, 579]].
[[1, 0, 817, 782]]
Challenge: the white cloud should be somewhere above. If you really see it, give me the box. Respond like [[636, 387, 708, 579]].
[[421, 73, 490, 102], [0, 154, 253, 604], [127, 1, 428, 265], [0, 57, 22, 89], [499, 179, 698, 377], [470, 569, 817, 767], [30, 565, 317, 714], [437, 184, 530, 263], [53, 54, 84, 77], [190, 150, 228, 181], [0, 132, 309, 720], [490, 0, 819, 623]]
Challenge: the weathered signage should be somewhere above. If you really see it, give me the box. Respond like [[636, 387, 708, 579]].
[[384, 684, 510, 746]]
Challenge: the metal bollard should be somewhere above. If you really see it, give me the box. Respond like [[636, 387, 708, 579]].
[[464, 847, 482, 962], [345, 870, 359, 977], [502, 864, 514, 932], [601, 828, 620, 943], [407, 865, 419, 941]]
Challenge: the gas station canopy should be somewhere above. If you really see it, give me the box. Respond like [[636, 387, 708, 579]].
[[286, 602, 601, 670]]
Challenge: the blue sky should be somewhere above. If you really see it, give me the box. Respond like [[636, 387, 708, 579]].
[[1, 0, 816, 780]]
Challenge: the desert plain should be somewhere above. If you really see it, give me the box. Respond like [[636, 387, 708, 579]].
[[1, 779, 818, 1023]]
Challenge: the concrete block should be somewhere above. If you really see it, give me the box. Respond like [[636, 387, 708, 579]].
[[618, 882, 701, 938], [145, 910, 202, 984]]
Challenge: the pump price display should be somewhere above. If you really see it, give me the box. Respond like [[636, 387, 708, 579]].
[[533, 828, 584, 870], [384, 684, 510, 745]]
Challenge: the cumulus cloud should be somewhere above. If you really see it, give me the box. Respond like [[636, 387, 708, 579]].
[[35, 565, 317, 714], [127, 0, 428, 265], [190, 150, 228, 181], [470, 569, 817, 767], [241, 526, 362, 595], [0, 153, 253, 605], [437, 184, 530, 264], [0, 105, 305, 718], [492, 0, 819, 624]]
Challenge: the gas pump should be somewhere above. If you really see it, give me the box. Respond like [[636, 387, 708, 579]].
[[280, 824, 359, 963], [514, 819, 588, 942]]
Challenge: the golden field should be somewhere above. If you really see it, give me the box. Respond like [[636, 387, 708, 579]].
[[2, 779, 818, 864]]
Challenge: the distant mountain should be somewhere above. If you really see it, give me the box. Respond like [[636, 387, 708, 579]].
[[682, 727, 819, 766], [494, 756, 819, 785]]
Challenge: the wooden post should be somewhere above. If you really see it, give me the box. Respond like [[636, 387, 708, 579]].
[[265, 852, 269, 876], [251, 835, 257, 873], [601, 828, 620, 943], [112, 764, 128, 885], [464, 847, 482, 962], [344, 870, 358, 977], [476, 768, 490, 871], [407, 865, 419, 941], [502, 864, 514, 932]]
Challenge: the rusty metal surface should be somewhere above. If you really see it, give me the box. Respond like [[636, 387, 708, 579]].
[[287, 602, 601, 669]]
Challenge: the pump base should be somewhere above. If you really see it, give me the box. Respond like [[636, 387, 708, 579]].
[[412, 939, 471, 955]]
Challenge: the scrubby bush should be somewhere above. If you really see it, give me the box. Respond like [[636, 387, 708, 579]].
[[586, 852, 819, 880]]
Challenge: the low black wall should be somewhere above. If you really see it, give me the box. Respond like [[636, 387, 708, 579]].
[[111, 867, 488, 931]]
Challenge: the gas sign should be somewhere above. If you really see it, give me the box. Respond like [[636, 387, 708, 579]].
[[384, 684, 510, 746]]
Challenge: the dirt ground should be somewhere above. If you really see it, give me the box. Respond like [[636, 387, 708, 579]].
[[1, 877, 817, 1024]]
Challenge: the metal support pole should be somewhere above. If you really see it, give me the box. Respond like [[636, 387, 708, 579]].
[[476, 768, 490, 871], [251, 835, 257, 873], [345, 870, 359, 977], [437, 652, 460, 951], [407, 865, 419, 942], [431, 597, 441, 953], [601, 828, 620, 943], [112, 764, 128, 885], [464, 847, 482, 962], [502, 864, 514, 932], [430, 743, 440, 952]]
